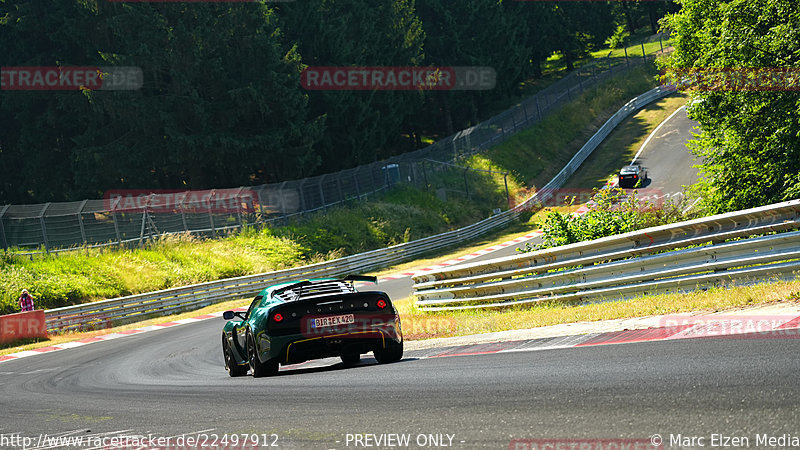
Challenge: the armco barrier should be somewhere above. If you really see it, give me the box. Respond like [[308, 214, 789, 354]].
[[413, 199, 800, 311], [1, 310, 47, 343], [42, 85, 676, 332]]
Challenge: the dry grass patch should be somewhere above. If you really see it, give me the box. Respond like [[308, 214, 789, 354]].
[[396, 279, 800, 340]]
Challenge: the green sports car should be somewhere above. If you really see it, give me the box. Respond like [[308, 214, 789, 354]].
[[221, 275, 403, 377]]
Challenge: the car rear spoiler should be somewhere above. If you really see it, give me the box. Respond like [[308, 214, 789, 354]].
[[343, 275, 378, 284], [272, 276, 377, 298]]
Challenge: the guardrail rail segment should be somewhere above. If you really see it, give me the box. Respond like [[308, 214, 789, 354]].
[[42, 84, 676, 332], [412, 200, 800, 311]]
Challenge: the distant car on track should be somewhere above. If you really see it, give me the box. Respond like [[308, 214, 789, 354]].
[[221, 275, 403, 377], [618, 165, 648, 188]]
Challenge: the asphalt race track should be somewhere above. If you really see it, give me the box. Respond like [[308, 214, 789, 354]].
[[0, 98, 737, 450], [1, 322, 799, 449], [633, 106, 701, 206]]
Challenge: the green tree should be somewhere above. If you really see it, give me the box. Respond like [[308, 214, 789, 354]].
[[662, 0, 800, 213], [0, 0, 99, 202], [415, 0, 533, 134], [546, 2, 616, 72], [0, 1, 324, 202], [276, 0, 425, 170]]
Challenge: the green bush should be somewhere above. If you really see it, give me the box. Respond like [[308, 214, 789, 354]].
[[525, 188, 685, 251], [605, 25, 631, 49]]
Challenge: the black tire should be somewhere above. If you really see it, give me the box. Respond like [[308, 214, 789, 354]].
[[247, 333, 279, 378], [223, 336, 247, 377], [374, 339, 403, 364], [340, 352, 361, 366]]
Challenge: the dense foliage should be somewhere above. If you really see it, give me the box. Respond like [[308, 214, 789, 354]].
[[662, 0, 800, 213], [528, 188, 685, 250], [0, 0, 676, 203]]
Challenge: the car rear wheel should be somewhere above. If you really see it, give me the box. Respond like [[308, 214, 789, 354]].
[[223, 336, 247, 377], [340, 352, 361, 366], [374, 339, 403, 364], [247, 333, 279, 378]]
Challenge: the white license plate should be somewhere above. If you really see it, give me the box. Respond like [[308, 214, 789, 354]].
[[311, 314, 355, 329]]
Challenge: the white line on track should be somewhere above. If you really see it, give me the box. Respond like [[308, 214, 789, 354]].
[[631, 105, 687, 165]]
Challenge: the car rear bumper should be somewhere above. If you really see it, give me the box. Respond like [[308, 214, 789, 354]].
[[258, 315, 402, 364]]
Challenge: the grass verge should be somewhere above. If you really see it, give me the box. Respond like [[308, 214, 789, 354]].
[[396, 280, 800, 340]]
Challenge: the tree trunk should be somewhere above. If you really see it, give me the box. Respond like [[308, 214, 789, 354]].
[[440, 91, 454, 136], [622, 2, 636, 34], [648, 4, 659, 35], [563, 49, 575, 72]]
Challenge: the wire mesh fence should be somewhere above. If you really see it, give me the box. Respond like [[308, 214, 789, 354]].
[[0, 36, 668, 254]]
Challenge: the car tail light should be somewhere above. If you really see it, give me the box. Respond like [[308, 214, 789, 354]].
[[273, 313, 284, 322], [377, 299, 387, 309]]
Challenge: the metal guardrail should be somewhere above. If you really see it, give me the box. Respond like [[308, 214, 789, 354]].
[[44, 208, 519, 332], [412, 200, 800, 311], [43, 83, 675, 332]]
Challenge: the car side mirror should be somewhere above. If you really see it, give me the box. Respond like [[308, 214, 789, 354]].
[[223, 311, 235, 320]]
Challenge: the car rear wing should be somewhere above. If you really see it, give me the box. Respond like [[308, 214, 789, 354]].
[[343, 275, 378, 284], [272, 275, 378, 302]]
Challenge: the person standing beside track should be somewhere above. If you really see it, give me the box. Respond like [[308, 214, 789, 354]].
[[18, 289, 34, 312]]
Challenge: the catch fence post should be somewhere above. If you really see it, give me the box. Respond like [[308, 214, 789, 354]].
[[39, 203, 51, 253], [111, 197, 122, 245], [0, 205, 8, 251], [77, 199, 88, 245]]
